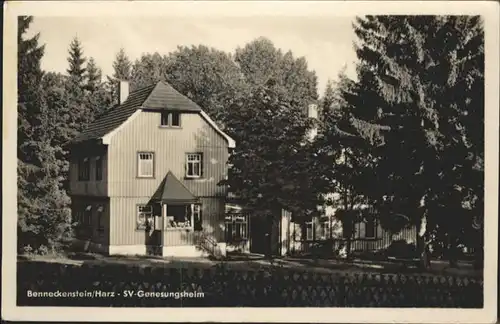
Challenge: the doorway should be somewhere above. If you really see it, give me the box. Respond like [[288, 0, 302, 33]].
[[145, 203, 163, 256], [250, 216, 271, 255]]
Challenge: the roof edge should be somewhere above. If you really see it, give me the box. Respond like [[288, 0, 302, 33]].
[[101, 109, 142, 145], [199, 110, 236, 149]]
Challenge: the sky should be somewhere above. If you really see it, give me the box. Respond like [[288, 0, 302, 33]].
[[28, 16, 359, 94]]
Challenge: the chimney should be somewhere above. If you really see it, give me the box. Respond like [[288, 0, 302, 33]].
[[118, 80, 129, 104], [307, 103, 319, 141]]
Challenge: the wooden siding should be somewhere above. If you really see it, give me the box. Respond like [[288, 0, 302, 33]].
[[69, 146, 109, 197], [107, 110, 229, 198], [71, 196, 110, 246], [109, 196, 225, 246], [287, 223, 417, 255]]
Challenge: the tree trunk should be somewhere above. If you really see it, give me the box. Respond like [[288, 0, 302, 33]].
[[417, 213, 430, 270]]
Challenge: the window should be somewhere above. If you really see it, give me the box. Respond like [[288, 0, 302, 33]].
[[166, 204, 193, 229], [365, 218, 376, 238], [171, 112, 180, 126], [225, 213, 248, 242], [186, 153, 202, 178], [95, 156, 103, 181], [137, 152, 154, 178], [318, 221, 331, 240], [136, 205, 153, 230], [306, 222, 314, 241], [161, 111, 181, 127], [78, 157, 90, 181], [97, 205, 104, 230]]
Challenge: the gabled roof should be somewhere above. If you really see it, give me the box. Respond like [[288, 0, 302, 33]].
[[142, 81, 202, 112], [71, 81, 210, 144], [149, 171, 198, 204], [71, 84, 156, 144]]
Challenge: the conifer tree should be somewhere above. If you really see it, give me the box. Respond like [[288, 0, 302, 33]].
[[85, 57, 102, 92], [66, 37, 87, 85], [318, 69, 378, 257], [18, 17, 73, 253], [18, 16, 45, 162], [84, 57, 113, 120], [113, 48, 132, 80], [65, 38, 94, 131], [335, 15, 484, 267], [319, 79, 336, 120], [105, 48, 133, 106], [18, 15, 46, 251]]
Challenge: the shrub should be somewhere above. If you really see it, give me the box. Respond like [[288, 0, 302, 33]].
[[386, 239, 418, 258]]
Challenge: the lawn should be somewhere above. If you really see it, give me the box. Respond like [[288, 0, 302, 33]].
[[18, 251, 482, 278]]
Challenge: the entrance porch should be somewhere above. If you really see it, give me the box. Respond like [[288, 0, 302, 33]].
[[141, 171, 226, 258]]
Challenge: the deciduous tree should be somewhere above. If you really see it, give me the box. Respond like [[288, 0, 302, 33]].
[[235, 37, 318, 112]]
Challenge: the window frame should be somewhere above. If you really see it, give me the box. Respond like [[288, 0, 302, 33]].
[[185, 153, 203, 179], [95, 156, 103, 181], [78, 157, 90, 181], [165, 204, 195, 230], [137, 152, 155, 178], [225, 213, 249, 242], [305, 221, 314, 241], [364, 218, 376, 239], [136, 204, 153, 230], [160, 111, 181, 128], [318, 220, 331, 240]]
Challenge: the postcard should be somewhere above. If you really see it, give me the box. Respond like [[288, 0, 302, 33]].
[[2, 1, 498, 322]]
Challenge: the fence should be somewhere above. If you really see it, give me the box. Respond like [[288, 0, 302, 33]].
[[289, 225, 418, 257], [17, 261, 483, 308]]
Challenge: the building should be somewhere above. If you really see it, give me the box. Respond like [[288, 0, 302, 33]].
[[285, 206, 418, 257], [225, 103, 417, 257], [68, 81, 234, 257], [231, 199, 417, 257]]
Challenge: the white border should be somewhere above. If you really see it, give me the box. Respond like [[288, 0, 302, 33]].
[[2, 1, 498, 323]]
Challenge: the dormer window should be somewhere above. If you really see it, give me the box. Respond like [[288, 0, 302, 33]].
[[161, 111, 181, 127]]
